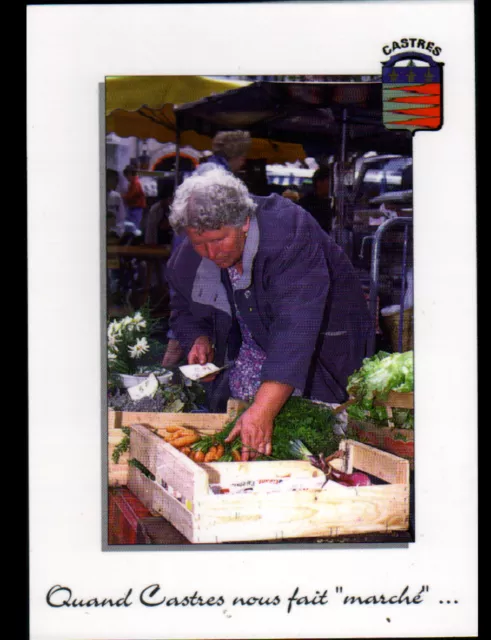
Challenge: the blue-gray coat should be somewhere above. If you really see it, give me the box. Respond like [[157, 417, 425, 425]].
[[166, 194, 371, 410]]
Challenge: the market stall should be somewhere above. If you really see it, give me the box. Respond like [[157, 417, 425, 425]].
[[106, 79, 415, 545], [107, 311, 414, 545]]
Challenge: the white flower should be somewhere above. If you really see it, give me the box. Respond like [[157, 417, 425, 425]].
[[128, 337, 150, 359], [121, 316, 133, 327], [133, 315, 147, 331], [108, 333, 120, 348], [108, 351, 118, 362], [122, 311, 146, 332], [108, 321, 123, 337]]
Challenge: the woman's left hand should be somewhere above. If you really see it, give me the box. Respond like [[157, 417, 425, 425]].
[[225, 404, 273, 461]]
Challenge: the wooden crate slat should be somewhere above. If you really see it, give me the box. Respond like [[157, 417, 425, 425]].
[[386, 391, 414, 409], [129, 425, 164, 476], [200, 460, 324, 486], [151, 479, 196, 542], [130, 423, 209, 504], [192, 484, 409, 543], [127, 465, 157, 513], [116, 411, 231, 431], [341, 439, 409, 485], [109, 463, 129, 487], [108, 398, 246, 433], [154, 440, 209, 505]]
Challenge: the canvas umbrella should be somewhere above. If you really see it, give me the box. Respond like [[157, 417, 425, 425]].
[[105, 76, 307, 163]]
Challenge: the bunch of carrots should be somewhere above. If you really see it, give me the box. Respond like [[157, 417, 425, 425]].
[[163, 426, 242, 462]]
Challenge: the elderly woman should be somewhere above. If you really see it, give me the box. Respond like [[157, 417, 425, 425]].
[[199, 130, 251, 174], [166, 167, 371, 460]]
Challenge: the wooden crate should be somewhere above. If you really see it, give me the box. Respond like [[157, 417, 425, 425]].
[[348, 391, 414, 468], [108, 401, 410, 543], [108, 399, 245, 487], [348, 420, 414, 468]]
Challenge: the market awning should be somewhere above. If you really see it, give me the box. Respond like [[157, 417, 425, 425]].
[[105, 75, 251, 114], [105, 76, 307, 163], [174, 81, 413, 156]]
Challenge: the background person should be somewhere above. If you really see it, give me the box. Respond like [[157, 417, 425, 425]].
[[298, 167, 334, 234], [106, 169, 127, 238], [122, 165, 147, 230], [198, 130, 251, 174], [145, 178, 185, 367], [166, 167, 371, 460], [145, 177, 175, 246]]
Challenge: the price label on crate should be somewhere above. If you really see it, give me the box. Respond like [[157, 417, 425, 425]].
[[127, 373, 159, 401]]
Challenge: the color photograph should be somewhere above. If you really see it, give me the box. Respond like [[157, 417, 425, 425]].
[[105, 75, 416, 546]]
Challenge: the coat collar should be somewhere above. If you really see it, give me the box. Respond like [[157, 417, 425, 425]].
[[190, 214, 260, 314], [231, 213, 259, 290]]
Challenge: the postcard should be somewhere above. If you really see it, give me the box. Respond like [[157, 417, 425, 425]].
[[28, 1, 477, 638]]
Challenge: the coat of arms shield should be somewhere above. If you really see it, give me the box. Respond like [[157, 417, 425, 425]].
[[382, 52, 443, 133]]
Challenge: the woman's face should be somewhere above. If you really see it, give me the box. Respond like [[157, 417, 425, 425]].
[[186, 219, 250, 269]]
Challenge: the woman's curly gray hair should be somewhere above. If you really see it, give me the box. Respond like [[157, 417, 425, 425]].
[[169, 167, 257, 233], [212, 130, 251, 160]]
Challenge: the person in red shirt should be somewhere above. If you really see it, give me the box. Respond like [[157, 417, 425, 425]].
[[122, 165, 147, 230]]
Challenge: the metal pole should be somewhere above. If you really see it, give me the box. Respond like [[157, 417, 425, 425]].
[[174, 128, 181, 190], [368, 217, 412, 356], [397, 224, 410, 352], [336, 108, 348, 247]]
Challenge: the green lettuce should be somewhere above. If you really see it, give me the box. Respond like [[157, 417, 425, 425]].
[[347, 350, 414, 428]]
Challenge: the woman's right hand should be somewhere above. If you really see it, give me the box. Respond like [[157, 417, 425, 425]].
[[188, 336, 215, 365]]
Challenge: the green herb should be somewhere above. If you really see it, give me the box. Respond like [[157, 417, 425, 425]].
[[128, 458, 155, 480], [217, 397, 340, 460], [392, 432, 410, 442], [111, 427, 131, 464]]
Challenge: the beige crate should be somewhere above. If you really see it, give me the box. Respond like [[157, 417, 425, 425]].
[[108, 399, 410, 543], [108, 398, 245, 487]]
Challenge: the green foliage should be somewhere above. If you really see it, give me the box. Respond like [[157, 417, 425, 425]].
[[347, 351, 414, 429], [128, 458, 155, 480], [218, 397, 340, 460], [190, 429, 242, 460], [111, 427, 131, 464]]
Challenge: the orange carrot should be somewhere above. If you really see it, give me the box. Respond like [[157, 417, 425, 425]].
[[180, 446, 192, 456], [165, 425, 192, 433], [164, 431, 185, 442], [165, 427, 196, 441], [215, 444, 225, 460], [232, 450, 241, 462], [171, 434, 200, 448], [194, 450, 205, 463], [204, 446, 218, 462]]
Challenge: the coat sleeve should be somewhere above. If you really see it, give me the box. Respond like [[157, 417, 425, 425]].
[[166, 260, 214, 353], [260, 228, 331, 391]]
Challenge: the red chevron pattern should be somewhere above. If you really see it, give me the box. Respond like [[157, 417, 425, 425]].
[[384, 82, 441, 129]]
